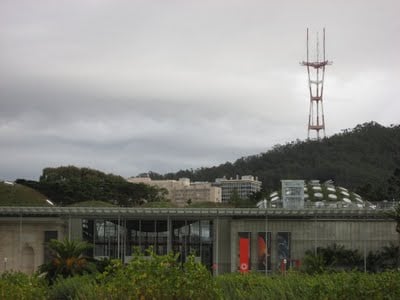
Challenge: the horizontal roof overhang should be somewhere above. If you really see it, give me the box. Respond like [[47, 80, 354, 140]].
[[0, 206, 392, 219]]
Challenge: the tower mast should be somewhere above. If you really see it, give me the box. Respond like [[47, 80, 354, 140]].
[[301, 28, 332, 140]]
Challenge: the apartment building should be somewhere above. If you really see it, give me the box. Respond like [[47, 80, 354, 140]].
[[127, 177, 221, 206], [214, 175, 262, 203]]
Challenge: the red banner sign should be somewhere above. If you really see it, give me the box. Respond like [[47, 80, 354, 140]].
[[239, 237, 249, 273]]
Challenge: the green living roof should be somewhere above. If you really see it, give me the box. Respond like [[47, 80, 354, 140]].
[[68, 200, 116, 207], [0, 181, 52, 207]]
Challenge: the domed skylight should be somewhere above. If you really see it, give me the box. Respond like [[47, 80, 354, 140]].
[[267, 180, 368, 209]]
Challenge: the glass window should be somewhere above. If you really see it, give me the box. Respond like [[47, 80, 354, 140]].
[[257, 232, 271, 271], [277, 232, 291, 270], [93, 220, 119, 257], [126, 220, 140, 255], [141, 220, 156, 248], [156, 220, 168, 255], [189, 221, 200, 256], [200, 220, 212, 242], [172, 220, 187, 262]]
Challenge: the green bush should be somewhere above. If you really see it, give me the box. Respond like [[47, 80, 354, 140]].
[[216, 271, 400, 300], [302, 244, 363, 274], [48, 275, 97, 300], [39, 238, 95, 284], [4, 259, 400, 299], [95, 249, 221, 299], [0, 271, 47, 300]]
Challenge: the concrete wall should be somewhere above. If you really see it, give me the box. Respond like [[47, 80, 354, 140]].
[[0, 217, 66, 273], [229, 217, 397, 273], [174, 185, 222, 206], [1, 213, 397, 275]]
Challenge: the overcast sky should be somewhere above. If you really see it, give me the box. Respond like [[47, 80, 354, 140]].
[[1, 0, 399, 181]]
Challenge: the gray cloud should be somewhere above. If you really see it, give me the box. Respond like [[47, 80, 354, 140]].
[[1, 0, 399, 180]]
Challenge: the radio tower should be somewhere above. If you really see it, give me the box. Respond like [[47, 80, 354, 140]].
[[301, 28, 332, 140]]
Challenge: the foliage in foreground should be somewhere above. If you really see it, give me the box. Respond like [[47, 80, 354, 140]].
[[39, 238, 95, 283], [2, 268, 400, 299], [48, 275, 97, 300], [0, 272, 47, 300], [302, 244, 363, 274], [43, 249, 219, 299], [302, 243, 400, 274], [94, 249, 220, 300], [216, 271, 400, 300]]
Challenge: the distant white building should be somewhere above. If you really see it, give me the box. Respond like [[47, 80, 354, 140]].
[[127, 177, 221, 206], [214, 175, 262, 203]]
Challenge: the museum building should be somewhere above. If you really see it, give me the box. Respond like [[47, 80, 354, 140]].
[[0, 205, 396, 275]]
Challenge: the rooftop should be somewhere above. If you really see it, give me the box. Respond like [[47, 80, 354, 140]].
[[0, 206, 391, 219]]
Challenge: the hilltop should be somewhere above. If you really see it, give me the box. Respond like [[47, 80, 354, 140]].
[[155, 122, 400, 201], [0, 181, 52, 206], [16, 166, 168, 207], [11, 122, 400, 204]]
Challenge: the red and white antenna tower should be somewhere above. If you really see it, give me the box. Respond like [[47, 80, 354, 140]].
[[301, 28, 332, 140]]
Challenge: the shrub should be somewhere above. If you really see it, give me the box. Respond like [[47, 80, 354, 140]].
[[302, 244, 363, 274], [95, 249, 221, 299], [301, 253, 328, 274], [39, 238, 95, 284], [0, 271, 47, 300], [216, 271, 400, 300], [93, 256, 114, 274], [48, 275, 97, 300]]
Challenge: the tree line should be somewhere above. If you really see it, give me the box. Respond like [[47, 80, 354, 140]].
[[17, 166, 167, 206], [15, 122, 400, 204], [152, 122, 400, 202]]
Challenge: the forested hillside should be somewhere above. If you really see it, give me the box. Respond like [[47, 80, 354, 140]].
[[156, 122, 400, 201], [16, 166, 167, 206], [13, 122, 400, 204]]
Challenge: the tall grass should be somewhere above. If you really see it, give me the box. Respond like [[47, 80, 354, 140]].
[[216, 271, 400, 300]]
